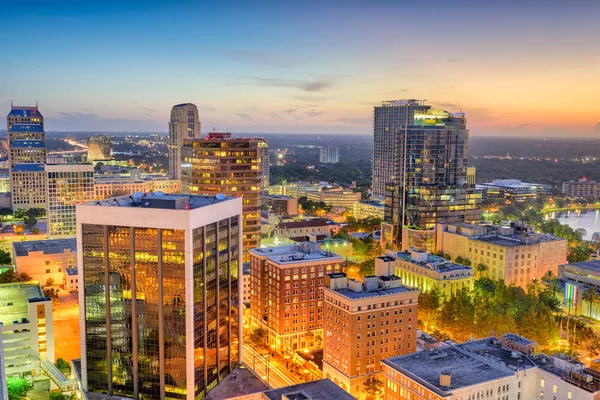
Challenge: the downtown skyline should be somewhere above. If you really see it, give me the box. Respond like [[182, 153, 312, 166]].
[[0, 0, 598, 136]]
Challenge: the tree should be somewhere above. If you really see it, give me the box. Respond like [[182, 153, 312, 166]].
[[418, 287, 442, 329], [44, 287, 61, 305], [568, 243, 594, 263], [6, 377, 32, 400], [362, 376, 384, 400], [50, 392, 77, 400], [47, 277, 55, 287], [476, 263, 487, 273], [13, 224, 24, 235], [248, 327, 268, 348], [582, 288, 600, 319], [0, 248, 11, 264], [526, 278, 543, 297], [0, 207, 12, 220], [55, 357, 71, 375], [0, 269, 32, 284], [314, 333, 323, 347], [454, 256, 472, 266], [359, 258, 375, 277], [30, 226, 40, 234], [541, 271, 561, 297]]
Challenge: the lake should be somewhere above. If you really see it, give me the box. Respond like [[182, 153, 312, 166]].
[[549, 209, 600, 241]]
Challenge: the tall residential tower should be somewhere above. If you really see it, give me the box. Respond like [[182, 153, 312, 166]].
[[168, 103, 200, 179]]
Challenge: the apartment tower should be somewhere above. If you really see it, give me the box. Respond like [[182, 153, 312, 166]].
[[169, 103, 201, 179], [77, 193, 243, 399], [182, 133, 265, 259], [87, 135, 112, 161]]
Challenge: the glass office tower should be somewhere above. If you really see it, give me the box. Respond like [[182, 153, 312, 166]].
[[77, 193, 242, 399]]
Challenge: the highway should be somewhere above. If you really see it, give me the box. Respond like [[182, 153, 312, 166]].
[[242, 344, 298, 388]]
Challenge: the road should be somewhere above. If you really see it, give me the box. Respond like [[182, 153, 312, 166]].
[[242, 344, 298, 389]]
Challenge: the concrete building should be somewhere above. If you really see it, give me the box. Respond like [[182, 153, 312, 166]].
[[249, 242, 344, 352], [0, 174, 10, 193], [182, 133, 265, 260], [275, 219, 331, 241], [9, 139, 46, 168], [319, 145, 340, 164], [352, 201, 385, 220], [86, 135, 111, 161], [64, 268, 79, 292], [267, 181, 325, 199], [322, 270, 419, 399], [168, 103, 201, 179], [76, 192, 243, 399], [436, 222, 567, 287], [393, 249, 475, 297], [94, 176, 182, 200], [307, 186, 361, 210], [10, 164, 47, 210], [560, 260, 600, 319], [562, 179, 600, 199], [0, 282, 54, 379], [12, 238, 77, 288], [466, 166, 476, 185], [7, 104, 44, 131], [46, 164, 95, 236], [478, 179, 552, 203], [259, 141, 270, 190], [262, 195, 298, 216], [259, 379, 355, 400]]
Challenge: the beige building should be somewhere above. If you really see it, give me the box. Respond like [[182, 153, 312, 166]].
[[249, 242, 344, 352], [352, 201, 385, 220], [307, 186, 361, 209], [10, 164, 47, 210], [0, 174, 10, 193], [86, 135, 111, 161], [436, 222, 567, 287], [562, 179, 600, 198], [94, 177, 181, 200], [275, 219, 331, 241], [323, 270, 419, 399], [262, 195, 298, 216], [12, 238, 77, 287], [467, 166, 476, 185], [393, 249, 474, 297], [168, 103, 201, 180], [64, 267, 79, 292]]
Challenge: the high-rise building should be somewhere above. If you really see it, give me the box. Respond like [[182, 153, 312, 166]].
[[258, 141, 270, 190], [466, 166, 476, 185], [87, 135, 112, 161], [168, 103, 201, 179], [7, 105, 47, 210], [248, 242, 344, 352], [373, 100, 481, 245], [77, 192, 242, 399], [322, 269, 419, 399], [319, 145, 339, 164], [182, 133, 265, 259], [46, 164, 95, 236]]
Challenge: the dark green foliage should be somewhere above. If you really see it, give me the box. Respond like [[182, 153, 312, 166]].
[[0, 269, 32, 283], [358, 258, 375, 277], [0, 249, 11, 264], [7, 377, 32, 400]]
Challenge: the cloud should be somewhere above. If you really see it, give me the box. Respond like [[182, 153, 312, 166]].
[[397, 88, 411, 92], [223, 50, 296, 68], [295, 95, 331, 102], [434, 102, 459, 109], [138, 107, 156, 112], [46, 112, 163, 132], [197, 105, 216, 112], [336, 117, 371, 125], [447, 58, 463, 63], [235, 113, 254, 120], [240, 76, 333, 92], [305, 110, 323, 118]]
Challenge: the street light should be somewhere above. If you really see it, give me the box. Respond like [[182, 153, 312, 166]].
[[264, 354, 271, 385]]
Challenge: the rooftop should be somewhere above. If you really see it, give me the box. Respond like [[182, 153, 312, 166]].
[[8, 107, 43, 118], [13, 238, 77, 257], [205, 367, 268, 399], [330, 283, 415, 300], [12, 163, 45, 173], [0, 282, 47, 326], [86, 192, 236, 210], [8, 123, 44, 133], [563, 260, 600, 273], [473, 232, 564, 247], [11, 139, 45, 148], [279, 219, 330, 229], [478, 179, 551, 189], [395, 251, 473, 274], [262, 379, 355, 400], [250, 242, 343, 265], [65, 268, 78, 276]]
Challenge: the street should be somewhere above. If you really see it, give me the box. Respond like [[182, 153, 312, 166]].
[[242, 344, 298, 388]]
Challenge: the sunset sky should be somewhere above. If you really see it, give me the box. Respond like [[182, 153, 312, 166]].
[[0, 0, 598, 136]]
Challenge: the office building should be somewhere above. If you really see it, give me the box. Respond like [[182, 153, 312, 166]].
[[560, 260, 600, 319], [182, 133, 265, 259], [352, 200, 385, 220], [249, 241, 344, 352], [46, 164, 95, 236], [168, 103, 201, 179], [562, 179, 600, 199], [306, 186, 361, 209], [86, 135, 112, 161], [478, 179, 552, 203], [262, 195, 298, 216], [0, 174, 10, 193], [466, 166, 476, 185], [323, 270, 419, 399], [320, 145, 340, 164], [436, 221, 568, 287], [259, 141, 270, 190], [394, 249, 474, 297], [267, 181, 325, 198], [94, 176, 181, 200], [65, 268, 79, 292], [275, 219, 331, 241], [7, 105, 47, 210], [12, 238, 77, 287], [0, 281, 54, 379], [374, 100, 481, 245], [77, 192, 243, 399]]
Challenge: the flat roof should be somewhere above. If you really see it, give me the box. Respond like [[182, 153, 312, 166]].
[[250, 244, 343, 265], [86, 193, 236, 210], [12, 163, 45, 172], [262, 379, 355, 400], [564, 260, 600, 273], [0, 282, 47, 326], [206, 367, 268, 399], [395, 252, 473, 274], [473, 233, 563, 247], [330, 284, 416, 301], [13, 238, 77, 257]]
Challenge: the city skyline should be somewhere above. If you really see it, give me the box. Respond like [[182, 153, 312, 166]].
[[1, 0, 598, 136]]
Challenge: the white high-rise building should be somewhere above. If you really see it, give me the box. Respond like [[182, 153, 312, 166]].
[[168, 103, 200, 179], [319, 145, 339, 164]]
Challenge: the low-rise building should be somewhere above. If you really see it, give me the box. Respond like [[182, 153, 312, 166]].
[[307, 186, 361, 209], [436, 222, 567, 288], [242, 264, 251, 305], [0, 282, 54, 379], [560, 260, 600, 319], [323, 270, 419, 399], [352, 201, 385, 220], [249, 241, 344, 352], [275, 219, 331, 241], [223, 378, 355, 400], [477, 179, 552, 203], [94, 176, 181, 200], [562, 179, 600, 199], [394, 249, 475, 296], [262, 195, 298, 216], [12, 238, 77, 288], [64, 268, 79, 292]]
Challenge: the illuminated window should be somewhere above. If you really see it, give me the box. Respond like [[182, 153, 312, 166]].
[[540, 379, 544, 387]]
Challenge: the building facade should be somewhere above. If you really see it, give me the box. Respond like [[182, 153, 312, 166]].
[[562, 180, 600, 198], [275, 219, 331, 241], [168, 103, 201, 180], [323, 272, 419, 399], [10, 164, 47, 210], [262, 195, 298, 217], [466, 167, 476, 185], [13, 238, 77, 287], [436, 222, 568, 288], [46, 164, 95, 236], [352, 201, 385, 220], [86, 135, 111, 161], [560, 260, 600, 319], [182, 134, 265, 259], [306, 187, 361, 210], [259, 141, 270, 190], [249, 242, 344, 352], [478, 179, 551, 203], [319, 145, 340, 164], [94, 177, 181, 200], [77, 193, 242, 399]]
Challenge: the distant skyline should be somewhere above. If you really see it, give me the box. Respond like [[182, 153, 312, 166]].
[[1, 0, 598, 136]]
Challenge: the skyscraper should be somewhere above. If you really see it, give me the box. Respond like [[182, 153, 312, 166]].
[[168, 103, 200, 179], [182, 133, 265, 259], [319, 145, 339, 164], [87, 135, 112, 161], [46, 164, 95, 236], [77, 192, 242, 399], [258, 140, 270, 190], [373, 100, 481, 245], [7, 104, 47, 210]]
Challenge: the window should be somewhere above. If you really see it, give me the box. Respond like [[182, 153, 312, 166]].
[[553, 385, 557, 393], [540, 379, 544, 388], [46, 269, 50, 273]]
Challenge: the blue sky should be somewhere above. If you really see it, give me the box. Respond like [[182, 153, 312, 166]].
[[0, 0, 598, 135]]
